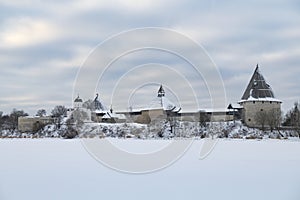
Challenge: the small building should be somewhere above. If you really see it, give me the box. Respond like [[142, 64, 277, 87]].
[[238, 65, 282, 127], [227, 103, 243, 121], [91, 93, 125, 123]]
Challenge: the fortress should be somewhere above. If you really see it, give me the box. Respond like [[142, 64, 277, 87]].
[[68, 64, 281, 127], [18, 65, 282, 132]]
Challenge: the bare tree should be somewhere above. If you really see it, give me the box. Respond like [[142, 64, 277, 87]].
[[51, 105, 67, 128], [254, 110, 268, 131], [199, 111, 210, 127], [9, 109, 28, 130], [267, 108, 282, 132], [291, 102, 300, 135], [0, 114, 10, 131], [36, 109, 47, 117], [0, 111, 3, 130], [283, 102, 300, 136]]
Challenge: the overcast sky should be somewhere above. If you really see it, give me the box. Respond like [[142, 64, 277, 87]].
[[0, 0, 299, 115]]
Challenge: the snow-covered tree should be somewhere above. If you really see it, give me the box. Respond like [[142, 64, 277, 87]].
[[71, 110, 88, 128], [82, 99, 95, 111], [63, 110, 89, 139], [51, 105, 67, 128]]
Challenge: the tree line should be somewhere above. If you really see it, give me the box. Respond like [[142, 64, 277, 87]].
[[282, 102, 300, 134], [0, 106, 67, 131]]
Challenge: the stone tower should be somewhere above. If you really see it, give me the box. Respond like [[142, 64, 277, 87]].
[[238, 65, 282, 127]]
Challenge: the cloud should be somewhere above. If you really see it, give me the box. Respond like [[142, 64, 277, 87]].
[[0, 17, 60, 48], [0, 0, 299, 115]]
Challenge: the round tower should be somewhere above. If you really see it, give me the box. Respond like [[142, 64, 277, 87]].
[[238, 65, 282, 128]]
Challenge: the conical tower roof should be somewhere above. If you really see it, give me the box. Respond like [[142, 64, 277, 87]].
[[157, 85, 165, 97], [148, 85, 181, 112], [241, 65, 276, 100], [93, 93, 108, 112]]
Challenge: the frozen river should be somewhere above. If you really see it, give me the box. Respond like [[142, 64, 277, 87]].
[[0, 138, 299, 200]]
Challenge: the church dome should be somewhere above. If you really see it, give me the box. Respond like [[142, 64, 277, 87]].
[[74, 95, 83, 103]]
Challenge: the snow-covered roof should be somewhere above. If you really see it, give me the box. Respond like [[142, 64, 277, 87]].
[[102, 112, 126, 119], [228, 103, 243, 109], [102, 113, 112, 119], [110, 113, 126, 119], [238, 96, 282, 103], [146, 96, 181, 112], [241, 65, 280, 101], [94, 109, 108, 114], [200, 108, 232, 113]]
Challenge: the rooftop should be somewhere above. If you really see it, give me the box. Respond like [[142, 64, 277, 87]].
[[241, 65, 279, 101], [74, 95, 83, 103]]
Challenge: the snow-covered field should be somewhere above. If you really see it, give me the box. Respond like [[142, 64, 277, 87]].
[[0, 138, 299, 200]]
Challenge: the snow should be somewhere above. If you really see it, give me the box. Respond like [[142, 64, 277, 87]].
[[109, 113, 126, 119], [0, 138, 299, 200], [94, 109, 107, 114], [200, 108, 231, 112], [135, 96, 181, 112], [239, 96, 282, 103], [229, 103, 242, 109]]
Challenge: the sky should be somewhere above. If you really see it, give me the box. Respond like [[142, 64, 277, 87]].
[[0, 0, 299, 115]]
